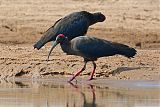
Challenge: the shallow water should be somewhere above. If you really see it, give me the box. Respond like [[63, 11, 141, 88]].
[[0, 78, 159, 107]]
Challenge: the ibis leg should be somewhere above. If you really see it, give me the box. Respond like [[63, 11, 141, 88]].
[[69, 61, 87, 82], [88, 61, 96, 80]]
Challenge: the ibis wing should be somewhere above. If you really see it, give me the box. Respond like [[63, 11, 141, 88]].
[[73, 36, 136, 59], [51, 18, 62, 28], [39, 18, 62, 40], [54, 16, 89, 41], [73, 37, 118, 58], [33, 18, 62, 49]]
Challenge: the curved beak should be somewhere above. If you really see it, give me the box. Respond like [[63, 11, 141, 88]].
[[47, 41, 59, 61]]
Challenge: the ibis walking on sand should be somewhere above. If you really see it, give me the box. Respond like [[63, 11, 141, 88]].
[[33, 11, 106, 50], [48, 34, 137, 82]]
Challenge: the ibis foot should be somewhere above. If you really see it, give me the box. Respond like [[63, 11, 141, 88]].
[[88, 77, 96, 81], [68, 77, 75, 82]]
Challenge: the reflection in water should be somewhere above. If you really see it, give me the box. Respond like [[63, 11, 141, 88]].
[[69, 82, 96, 107], [0, 79, 159, 107]]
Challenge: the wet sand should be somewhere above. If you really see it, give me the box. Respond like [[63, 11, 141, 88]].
[[0, 0, 160, 80], [0, 44, 160, 80]]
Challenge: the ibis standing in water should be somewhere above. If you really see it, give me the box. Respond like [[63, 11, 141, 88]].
[[33, 11, 106, 51], [48, 34, 137, 82]]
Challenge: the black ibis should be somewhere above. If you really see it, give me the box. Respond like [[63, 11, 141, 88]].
[[48, 34, 137, 81], [33, 11, 106, 50]]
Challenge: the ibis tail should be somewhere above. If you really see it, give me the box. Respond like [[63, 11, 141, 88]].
[[113, 42, 137, 58]]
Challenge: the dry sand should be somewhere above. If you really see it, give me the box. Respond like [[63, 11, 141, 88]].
[[0, 0, 159, 80]]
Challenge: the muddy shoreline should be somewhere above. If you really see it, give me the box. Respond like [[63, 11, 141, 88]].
[[0, 44, 159, 80]]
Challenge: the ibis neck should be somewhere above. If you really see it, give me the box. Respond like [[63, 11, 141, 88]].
[[60, 40, 71, 54]]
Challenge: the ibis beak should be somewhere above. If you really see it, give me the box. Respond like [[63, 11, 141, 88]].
[[47, 41, 59, 61]]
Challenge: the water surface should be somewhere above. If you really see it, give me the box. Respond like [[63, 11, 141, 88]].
[[0, 78, 159, 107]]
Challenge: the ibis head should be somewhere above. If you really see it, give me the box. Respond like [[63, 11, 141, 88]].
[[91, 12, 106, 24]]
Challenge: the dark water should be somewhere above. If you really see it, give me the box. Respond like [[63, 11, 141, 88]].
[[0, 78, 159, 107]]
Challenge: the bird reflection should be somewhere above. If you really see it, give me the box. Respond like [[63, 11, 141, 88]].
[[69, 82, 97, 107]]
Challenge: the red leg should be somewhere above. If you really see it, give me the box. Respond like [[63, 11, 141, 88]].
[[69, 62, 87, 82], [88, 61, 96, 80]]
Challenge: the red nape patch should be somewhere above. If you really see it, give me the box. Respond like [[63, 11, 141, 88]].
[[58, 34, 65, 37]]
